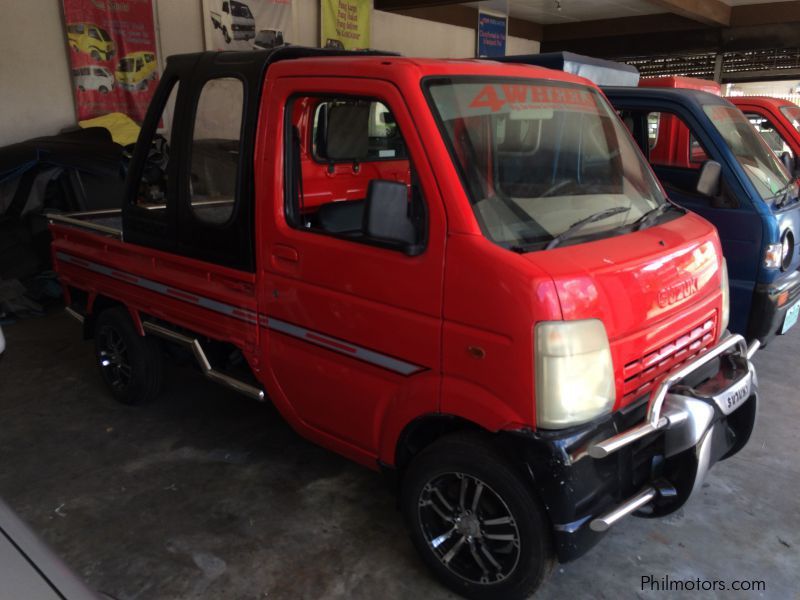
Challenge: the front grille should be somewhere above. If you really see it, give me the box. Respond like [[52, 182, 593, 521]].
[[622, 315, 717, 404]]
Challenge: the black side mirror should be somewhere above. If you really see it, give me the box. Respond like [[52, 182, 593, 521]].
[[364, 180, 420, 253], [696, 160, 722, 197], [780, 151, 797, 175]]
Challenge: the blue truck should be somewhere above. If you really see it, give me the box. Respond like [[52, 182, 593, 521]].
[[499, 53, 800, 344]]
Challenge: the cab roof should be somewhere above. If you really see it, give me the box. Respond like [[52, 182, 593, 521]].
[[165, 47, 604, 90]]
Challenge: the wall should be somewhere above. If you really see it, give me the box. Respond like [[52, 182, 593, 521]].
[[0, 0, 540, 147], [0, 0, 76, 147]]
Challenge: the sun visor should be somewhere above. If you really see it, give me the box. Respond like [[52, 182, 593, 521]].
[[496, 52, 640, 88]]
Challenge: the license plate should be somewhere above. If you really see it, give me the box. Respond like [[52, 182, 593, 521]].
[[781, 299, 800, 334]]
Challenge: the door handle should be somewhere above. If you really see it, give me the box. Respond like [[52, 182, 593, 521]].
[[272, 244, 299, 263]]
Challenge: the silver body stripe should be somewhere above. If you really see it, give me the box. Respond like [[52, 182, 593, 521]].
[[57, 251, 426, 377], [267, 317, 425, 376], [56, 252, 258, 324]]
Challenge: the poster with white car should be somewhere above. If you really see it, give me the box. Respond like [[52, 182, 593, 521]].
[[202, 0, 293, 51]]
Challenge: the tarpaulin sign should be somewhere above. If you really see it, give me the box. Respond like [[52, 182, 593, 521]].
[[477, 12, 506, 58], [62, 0, 159, 123], [321, 0, 371, 51], [202, 0, 293, 51]]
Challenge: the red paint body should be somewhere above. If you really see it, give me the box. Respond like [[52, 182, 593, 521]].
[[51, 57, 726, 471]]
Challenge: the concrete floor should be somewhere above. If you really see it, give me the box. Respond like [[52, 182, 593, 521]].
[[0, 311, 798, 600]]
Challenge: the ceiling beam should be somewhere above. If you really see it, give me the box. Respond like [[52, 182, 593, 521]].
[[647, 0, 731, 26], [374, 0, 464, 11]]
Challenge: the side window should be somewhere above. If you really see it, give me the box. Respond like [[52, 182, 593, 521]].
[[745, 112, 792, 157], [648, 111, 711, 170], [88, 27, 100, 40], [135, 81, 180, 207], [136, 58, 144, 71], [648, 113, 660, 149], [145, 54, 154, 64], [222, 1, 229, 12], [189, 77, 244, 225], [286, 95, 426, 254], [311, 100, 408, 161]]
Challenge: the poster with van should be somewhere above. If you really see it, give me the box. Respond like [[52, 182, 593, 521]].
[[202, 0, 293, 51], [62, 0, 159, 124]]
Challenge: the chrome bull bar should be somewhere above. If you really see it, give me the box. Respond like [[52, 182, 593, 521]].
[[586, 334, 758, 461]]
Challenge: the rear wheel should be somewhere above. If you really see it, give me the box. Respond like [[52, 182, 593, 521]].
[[98, 85, 108, 94], [401, 434, 554, 600], [94, 308, 162, 405], [90, 49, 100, 60]]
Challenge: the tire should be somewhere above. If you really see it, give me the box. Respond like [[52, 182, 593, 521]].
[[78, 85, 85, 92], [223, 27, 230, 43], [98, 85, 108, 94], [401, 434, 554, 600], [94, 307, 163, 405], [90, 49, 100, 60]]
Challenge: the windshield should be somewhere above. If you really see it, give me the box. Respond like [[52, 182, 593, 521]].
[[99, 27, 111, 41], [781, 105, 800, 134], [231, 2, 253, 18], [118, 58, 135, 72], [426, 78, 667, 250], [704, 104, 792, 201]]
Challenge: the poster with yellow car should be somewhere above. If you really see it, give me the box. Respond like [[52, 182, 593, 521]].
[[63, 1, 160, 122]]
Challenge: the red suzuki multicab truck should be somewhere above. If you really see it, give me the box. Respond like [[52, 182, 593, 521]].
[[50, 47, 760, 600]]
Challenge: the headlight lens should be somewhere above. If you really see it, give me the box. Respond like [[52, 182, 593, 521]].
[[765, 243, 783, 269], [535, 319, 615, 429], [720, 259, 730, 334]]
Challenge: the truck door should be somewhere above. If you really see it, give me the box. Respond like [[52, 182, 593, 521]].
[[258, 77, 446, 462], [623, 107, 761, 333]]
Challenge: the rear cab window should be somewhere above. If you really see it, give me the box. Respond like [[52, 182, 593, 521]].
[[284, 94, 426, 254]]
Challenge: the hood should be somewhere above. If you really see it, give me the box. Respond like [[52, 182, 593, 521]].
[[524, 212, 721, 341]]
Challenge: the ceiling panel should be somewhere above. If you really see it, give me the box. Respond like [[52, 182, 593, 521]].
[[465, 0, 798, 25]]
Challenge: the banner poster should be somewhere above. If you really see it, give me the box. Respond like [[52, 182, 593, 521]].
[[477, 11, 507, 58], [320, 0, 371, 51], [63, 0, 159, 123], [202, 0, 293, 51]]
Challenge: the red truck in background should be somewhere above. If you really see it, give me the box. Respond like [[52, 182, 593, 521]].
[[732, 96, 800, 178], [49, 47, 759, 600]]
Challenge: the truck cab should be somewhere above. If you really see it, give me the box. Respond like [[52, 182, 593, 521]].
[[49, 48, 759, 600], [604, 76, 800, 344], [732, 96, 800, 178]]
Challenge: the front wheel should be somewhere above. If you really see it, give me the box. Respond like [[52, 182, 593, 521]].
[[94, 307, 163, 405], [401, 434, 553, 600]]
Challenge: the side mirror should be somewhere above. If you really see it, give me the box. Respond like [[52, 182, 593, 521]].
[[364, 180, 419, 253], [780, 151, 797, 174], [696, 160, 722, 197]]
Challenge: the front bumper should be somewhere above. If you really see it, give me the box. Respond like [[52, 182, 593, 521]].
[[504, 334, 758, 563], [747, 269, 800, 343]]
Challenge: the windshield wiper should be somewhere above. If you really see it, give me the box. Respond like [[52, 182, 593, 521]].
[[632, 203, 679, 231], [769, 181, 796, 209], [545, 206, 630, 250]]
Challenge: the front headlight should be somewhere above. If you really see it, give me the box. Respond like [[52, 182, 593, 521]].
[[720, 259, 730, 334], [535, 319, 615, 429]]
